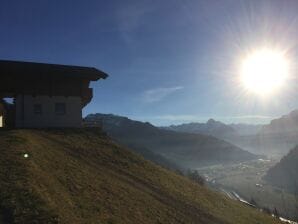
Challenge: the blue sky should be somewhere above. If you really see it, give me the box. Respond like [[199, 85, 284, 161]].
[[1, 0, 298, 125]]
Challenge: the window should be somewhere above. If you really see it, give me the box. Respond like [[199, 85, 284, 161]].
[[55, 103, 66, 115], [0, 116, 3, 127], [34, 104, 42, 115]]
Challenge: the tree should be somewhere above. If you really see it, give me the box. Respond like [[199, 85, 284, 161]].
[[262, 207, 271, 215], [273, 207, 279, 218], [250, 197, 257, 206], [186, 169, 205, 186]]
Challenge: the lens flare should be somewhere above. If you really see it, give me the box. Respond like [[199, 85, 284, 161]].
[[240, 48, 289, 96]]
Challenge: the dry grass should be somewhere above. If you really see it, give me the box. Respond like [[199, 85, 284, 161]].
[[0, 129, 283, 223]]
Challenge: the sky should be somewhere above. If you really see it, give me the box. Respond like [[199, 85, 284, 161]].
[[0, 0, 298, 125]]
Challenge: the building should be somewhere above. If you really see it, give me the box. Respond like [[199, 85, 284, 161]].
[[0, 60, 108, 128]]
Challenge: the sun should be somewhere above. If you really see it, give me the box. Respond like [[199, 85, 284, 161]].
[[240, 48, 289, 96]]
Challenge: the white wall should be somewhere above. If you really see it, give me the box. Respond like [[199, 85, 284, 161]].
[[0, 116, 3, 127], [15, 95, 82, 128]]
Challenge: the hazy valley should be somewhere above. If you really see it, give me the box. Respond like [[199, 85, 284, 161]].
[[84, 111, 298, 222]]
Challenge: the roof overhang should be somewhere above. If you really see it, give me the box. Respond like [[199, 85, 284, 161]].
[[0, 60, 108, 81]]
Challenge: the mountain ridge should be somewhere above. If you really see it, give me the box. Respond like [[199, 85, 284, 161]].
[[261, 109, 298, 134], [162, 119, 262, 137], [85, 113, 258, 168], [264, 145, 298, 194], [162, 119, 237, 138]]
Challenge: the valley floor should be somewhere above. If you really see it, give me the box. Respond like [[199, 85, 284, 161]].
[[197, 159, 298, 221]]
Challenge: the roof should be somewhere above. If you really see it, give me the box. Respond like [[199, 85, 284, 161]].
[[0, 60, 108, 81]]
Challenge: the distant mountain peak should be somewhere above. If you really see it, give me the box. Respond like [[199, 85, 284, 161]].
[[207, 118, 216, 124]]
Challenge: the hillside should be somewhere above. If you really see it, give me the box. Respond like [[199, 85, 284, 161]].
[[264, 145, 298, 193], [0, 129, 281, 224], [84, 114, 257, 168], [85, 114, 181, 171]]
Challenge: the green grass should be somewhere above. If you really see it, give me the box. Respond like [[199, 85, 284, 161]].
[[0, 129, 283, 223]]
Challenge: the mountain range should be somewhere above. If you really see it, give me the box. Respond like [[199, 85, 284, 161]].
[[161, 119, 268, 156], [162, 111, 298, 158], [162, 119, 236, 138], [162, 119, 262, 138], [84, 114, 257, 169]]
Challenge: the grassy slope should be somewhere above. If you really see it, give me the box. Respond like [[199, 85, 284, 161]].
[[0, 129, 282, 224]]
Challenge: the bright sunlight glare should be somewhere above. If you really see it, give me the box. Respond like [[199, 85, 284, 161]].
[[240, 48, 289, 96]]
